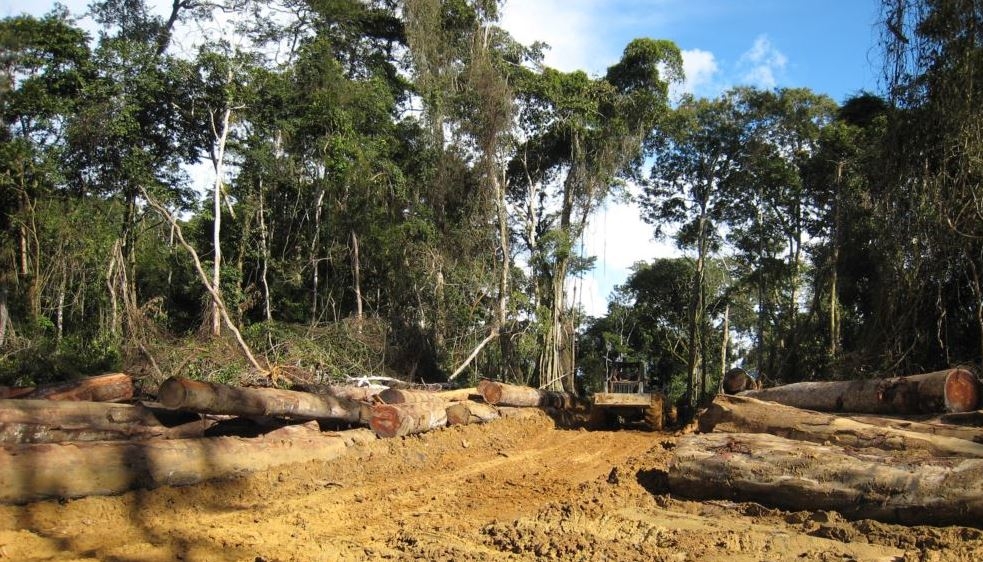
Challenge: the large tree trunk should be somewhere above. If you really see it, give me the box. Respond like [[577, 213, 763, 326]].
[[667, 432, 983, 527], [445, 401, 499, 426], [739, 367, 980, 414], [377, 387, 476, 405], [324, 385, 385, 402], [1, 373, 135, 402], [0, 427, 375, 504], [700, 394, 983, 457], [477, 380, 578, 409], [368, 402, 447, 438], [158, 377, 362, 422], [0, 400, 212, 444]]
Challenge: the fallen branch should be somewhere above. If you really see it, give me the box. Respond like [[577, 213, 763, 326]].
[[141, 188, 267, 376]]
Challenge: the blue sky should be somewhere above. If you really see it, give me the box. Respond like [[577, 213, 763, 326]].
[[500, 0, 883, 316], [3, 0, 884, 317]]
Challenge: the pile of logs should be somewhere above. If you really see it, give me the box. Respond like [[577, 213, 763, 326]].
[[668, 366, 983, 527], [0, 374, 575, 503]]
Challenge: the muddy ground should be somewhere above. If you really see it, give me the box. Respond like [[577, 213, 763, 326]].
[[0, 413, 981, 561]]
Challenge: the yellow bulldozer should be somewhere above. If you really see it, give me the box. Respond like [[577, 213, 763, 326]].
[[589, 360, 670, 431]]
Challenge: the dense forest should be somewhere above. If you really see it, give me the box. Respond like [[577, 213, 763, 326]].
[[0, 0, 980, 407]]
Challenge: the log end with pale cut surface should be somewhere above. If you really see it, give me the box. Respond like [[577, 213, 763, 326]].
[[945, 367, 981, 413]]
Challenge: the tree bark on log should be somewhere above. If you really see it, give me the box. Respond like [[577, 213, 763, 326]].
[[369, 402, 447, 438], [668, 432, 983, 527], [738, 367, 980, 414], [845, 414, 983, 444], [940, 410, 983, 426], [478, 380, 577, 409], [0, 373, 134, 402], [325, 385, 384, 402], [445, 401, 499, 426], [377, 388, 477, 404], [700, 394, 983, 457], [0, 400, 214, 444], [158, 377, 362, 422], [722, 368, 759, 394], [0, 428, 376, 504]]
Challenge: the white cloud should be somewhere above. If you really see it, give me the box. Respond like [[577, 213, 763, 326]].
[[677, 48, 719, 98], [500, 0, 604, 73], [737, 35, 787, 89]]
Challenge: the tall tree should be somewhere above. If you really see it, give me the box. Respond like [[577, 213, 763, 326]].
[[513, 39, 683, 392]]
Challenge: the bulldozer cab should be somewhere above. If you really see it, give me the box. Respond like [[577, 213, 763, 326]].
[[605, 360, 647, 394]]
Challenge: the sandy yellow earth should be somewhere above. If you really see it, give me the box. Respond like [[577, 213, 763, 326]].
[[0, 414, 981, 561]]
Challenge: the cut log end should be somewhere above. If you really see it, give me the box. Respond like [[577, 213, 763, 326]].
[[945, 368, 980, 413], [369, 404, 401, 438], [478, 380, 503, 405], [157, 377, 194, 409], [722, 368, 758, 395]]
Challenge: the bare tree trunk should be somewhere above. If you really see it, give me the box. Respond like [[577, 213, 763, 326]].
[[310, 188, 326, 325], [56, 267, 66, 343], [258, 186, 272, 322], [0, 285, 8, 347], [351, 230, 363, 325], [141, 189, 267, 376], [719, 304, 729, 391], [210, 106, 233, 338]]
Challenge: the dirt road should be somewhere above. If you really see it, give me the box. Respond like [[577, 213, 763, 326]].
[[1, 413, 981, 561]]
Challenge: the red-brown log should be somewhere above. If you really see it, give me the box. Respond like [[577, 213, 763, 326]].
[[0, 428, 375, 504], [158, 377, 362, 422], [368, 402, 447, 438], [445, 401, 499, 426], [739, 367, 980, 414], [1, 373, 134, 402], [478, 380, 578, 409], [668, 432, 983, 527]]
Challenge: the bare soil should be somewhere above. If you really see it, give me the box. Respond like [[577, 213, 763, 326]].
[[1, 413, 981, 561]]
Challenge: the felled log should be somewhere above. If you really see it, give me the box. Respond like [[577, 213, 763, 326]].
[[324, 385, 384, 402], [700, 394, 983, 457], [478, 380, 577, 409], [0, 373, 134, 402], [722, 368, 759, 394], [846, 413, 983, 443], [739, 367, 980, 414], [668, 432, 983, 527], [0, 399, 213, 444], [369, 402, 447, 438], [446, 400, 500, 426], [0, 428, 375, 504], [158, 377, 362, 422], [940, 410, 983, 426]]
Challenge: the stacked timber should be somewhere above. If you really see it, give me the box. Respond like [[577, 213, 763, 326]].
[[666, 367, 983, 528]]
